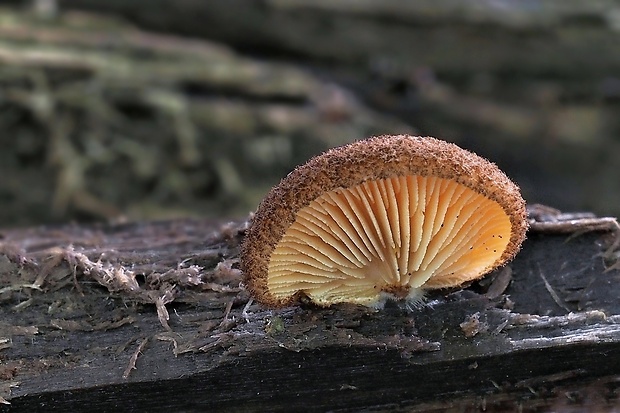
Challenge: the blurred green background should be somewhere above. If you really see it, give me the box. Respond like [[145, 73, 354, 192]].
[[1, 0, 619, 227]]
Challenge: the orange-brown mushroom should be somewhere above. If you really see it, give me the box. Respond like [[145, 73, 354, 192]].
[[241, 135, 528, 308]]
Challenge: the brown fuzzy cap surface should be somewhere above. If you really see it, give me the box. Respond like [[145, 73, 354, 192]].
[[240, 135, 528, 307]]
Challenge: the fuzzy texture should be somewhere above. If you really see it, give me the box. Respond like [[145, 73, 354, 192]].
[[240, 135, 528, 308]]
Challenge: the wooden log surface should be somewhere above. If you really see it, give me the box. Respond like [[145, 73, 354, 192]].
[[1, 217, 619, 412]]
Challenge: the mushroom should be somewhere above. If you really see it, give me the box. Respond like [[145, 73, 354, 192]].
[[241, 135, 528, 308]]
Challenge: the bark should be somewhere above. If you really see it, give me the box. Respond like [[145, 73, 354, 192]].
[[0, 217, 619, 412]]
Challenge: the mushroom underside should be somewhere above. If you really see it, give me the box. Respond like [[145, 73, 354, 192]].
[[267, 174, 512, 306]]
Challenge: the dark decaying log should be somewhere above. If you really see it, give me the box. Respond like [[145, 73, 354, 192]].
[[1, 217, 619, 412]]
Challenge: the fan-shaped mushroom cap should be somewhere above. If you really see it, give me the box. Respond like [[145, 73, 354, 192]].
[[241, 135, 528, 308]]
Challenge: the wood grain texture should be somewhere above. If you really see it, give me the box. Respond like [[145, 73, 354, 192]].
[[1, 218, 619, 412]]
